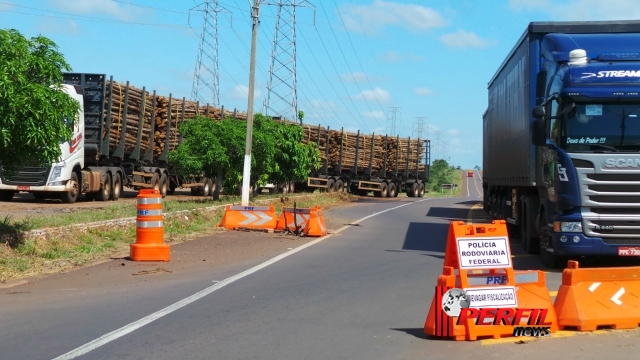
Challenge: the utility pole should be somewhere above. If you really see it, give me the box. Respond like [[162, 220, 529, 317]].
[[434, 130, 442, 160], [241, 0, 261, 206], [388, 106, 400, 136]]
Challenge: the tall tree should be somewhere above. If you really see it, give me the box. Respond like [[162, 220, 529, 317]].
[[0, 29, 80, 174]]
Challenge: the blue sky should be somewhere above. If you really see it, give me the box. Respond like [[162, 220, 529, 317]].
[[2, 0, 640, 169]]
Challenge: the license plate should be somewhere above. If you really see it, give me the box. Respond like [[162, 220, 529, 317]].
[[618, 247, 640, 256], [16, 186, 30, 191]]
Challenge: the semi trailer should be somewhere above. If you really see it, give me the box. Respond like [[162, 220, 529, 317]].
[[483, 21, 640, 267], [0, 73, 214, 203], [305, 125, 430, 198]]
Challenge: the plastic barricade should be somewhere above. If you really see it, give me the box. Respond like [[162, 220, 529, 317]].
[[276, 207, 311, 233], [218, 205, 278, 230], [554, 260, 640, 331], [303, 206, 327, 237], [423, 220, 557, 340]]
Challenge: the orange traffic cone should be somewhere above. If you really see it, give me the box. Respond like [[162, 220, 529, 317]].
[[130, 189, 170, 261]]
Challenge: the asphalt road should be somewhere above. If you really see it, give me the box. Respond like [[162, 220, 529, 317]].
[[2, 171, 639, 359]]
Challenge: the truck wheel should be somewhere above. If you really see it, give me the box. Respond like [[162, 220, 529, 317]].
[[61, 172, 80, 204], [110, 174, 122, 201], [95, 173, 111, 202], [380, 182, 388, 198], [406, 184, 415, 198], [190, 187, 198, 196], [418, 183, 425, 198], [151, 173, 161, 192], [538, 211, 566, 269], [335, 179, 343, 193], [0, 190, 15, 202], [199, 177, 210, 196], [386, 183, 396, 198], [207, 178, 214, 196], [327, 179, 336, 193], [159, 173, 168, 198], [411, 183, 420, 198]]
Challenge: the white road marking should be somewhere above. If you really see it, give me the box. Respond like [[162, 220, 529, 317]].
[[589, 282, 601, 292], [53, 198, 431, 360], [611, 287, 625, 305], [466, 175, 470, 197]]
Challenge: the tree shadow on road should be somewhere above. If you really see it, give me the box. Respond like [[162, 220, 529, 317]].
[[402, 222, 449, 252]]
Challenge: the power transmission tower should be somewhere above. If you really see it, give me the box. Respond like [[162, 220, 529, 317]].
[[434, 130, 442, 160], [263, 1, 314, 122], [413, 117, 427, 139], [388, 107, 401, 136], [190, 1, 228, 107]]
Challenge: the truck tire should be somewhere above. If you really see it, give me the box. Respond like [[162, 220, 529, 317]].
[[159, 173, 168, 198], [95, 173, 111, 202], [0, 190, 15, 202], [151, 173, 161, 192], [168, 180, 176, 195], [335, 179, 343, 193], [418, 183, 425, 198], [538, 210, 566, 269], [387, 183, 396, 198], [191, 187, 198, 196], [207, 178, 214, 196], [199, 177, 210, 196], [380, 182, 388, 198], [327, 179, 336, 193], [61, 172, 80, 204], [412, 183, 420, 198], [111, 173, 122, 201]]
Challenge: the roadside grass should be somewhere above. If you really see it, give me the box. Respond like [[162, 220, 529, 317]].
[[424, 170, 463, 197], [0, 192, 357, 283]]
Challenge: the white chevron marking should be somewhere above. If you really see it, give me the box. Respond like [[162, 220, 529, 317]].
[[611, 287, 625, 306], [588, 282, 601, 292], [239, 211, 258, 225], [254, 211, 273, 226]]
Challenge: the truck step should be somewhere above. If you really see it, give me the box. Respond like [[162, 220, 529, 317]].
[[132, 171, 154, 178]]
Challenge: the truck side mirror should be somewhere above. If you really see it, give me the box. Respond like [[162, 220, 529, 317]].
[[531, 118, 547, 146], [532, 105, 545, 119]]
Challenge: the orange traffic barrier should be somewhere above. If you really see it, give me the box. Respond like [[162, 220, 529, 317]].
[[130, 189, 170, 262], [303, 206, 327, 237], [218, 204, 278, 230], [276, 207, 311, 233], [554, 260, 640, 331], [424, 220, 557, 341]]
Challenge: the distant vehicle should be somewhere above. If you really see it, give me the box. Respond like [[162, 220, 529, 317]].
[[482, 20, 640, 267], [456, 166, 461, 170], [467, 170, 474, 177]]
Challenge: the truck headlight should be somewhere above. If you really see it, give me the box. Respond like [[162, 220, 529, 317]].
[[554, 221, 582, 232], [50, 166, 63, 180]]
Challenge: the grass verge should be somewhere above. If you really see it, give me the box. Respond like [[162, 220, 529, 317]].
[[0, 192, 357, 283]]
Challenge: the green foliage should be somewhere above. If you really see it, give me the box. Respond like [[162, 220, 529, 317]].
[[298, 110, 304, 124], [0, 29, 80, 173], [169, 114, 321, 195], [474, 165, 481, 170], [428, 159, 455, 191]]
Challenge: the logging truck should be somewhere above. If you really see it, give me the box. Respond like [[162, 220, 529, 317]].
[[304, 126, 430, 198], [0, 73, 215, 203]]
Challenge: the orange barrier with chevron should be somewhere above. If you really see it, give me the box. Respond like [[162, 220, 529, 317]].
[[218, 204, 278, 230], [424, 220, 558, 341], [276, 207, 311, 233], [554, 260, 640, 331], [303, 206, 327, 237]]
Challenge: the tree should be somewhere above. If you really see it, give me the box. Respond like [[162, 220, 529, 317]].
[[297, 110, 304, 125], [428, 159, 454, 191], [474, 165, 481, 170], [0, 29, 80, 174]]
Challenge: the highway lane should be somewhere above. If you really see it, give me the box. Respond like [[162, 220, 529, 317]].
[[3, 172, 639, 359]]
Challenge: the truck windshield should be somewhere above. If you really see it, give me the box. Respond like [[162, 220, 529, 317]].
[[560, 102, 640, 151]]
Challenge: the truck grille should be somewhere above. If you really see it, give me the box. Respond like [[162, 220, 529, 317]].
[[580, 169, 640, 241], [0, 167, 51, 186]]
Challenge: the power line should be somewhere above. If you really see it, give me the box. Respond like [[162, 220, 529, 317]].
[[413, 117, 427, 139]]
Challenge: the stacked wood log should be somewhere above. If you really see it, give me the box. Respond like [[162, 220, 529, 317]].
[[105, 81, 154, 157], [302, 125, 427, 174]]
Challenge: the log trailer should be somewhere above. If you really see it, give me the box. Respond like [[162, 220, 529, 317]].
[[306, 126, 430, 198], [0, 73, 214, 203]]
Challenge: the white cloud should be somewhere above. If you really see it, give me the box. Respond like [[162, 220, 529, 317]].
[[36, 18, 80, 35], [381, 51, 426, 63], [340, 72, 369, 83], [448, 129, 460, 136], [231, 85, 262, 100], [0, 3, 13, 10], [339, 0, 447, 35], [450, 139, 462, 146], [414, 87, 434, 96], [354, 87, 391, 103], [49, 0, 145, 21], [439, 29, 490, 49], [362, 111, 387, 121], [509, 0, 640, 20]]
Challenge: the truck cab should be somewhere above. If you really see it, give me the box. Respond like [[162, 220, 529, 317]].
[[0, 84, 86, 203], [532, 32, 640, 265]]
